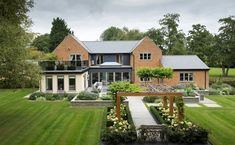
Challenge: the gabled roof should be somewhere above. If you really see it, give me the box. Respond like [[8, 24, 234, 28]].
[[161, 55, 209, 70], [82, 40, 141, 54]]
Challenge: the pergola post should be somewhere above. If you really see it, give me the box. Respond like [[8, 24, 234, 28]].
[[116, 94, 121, 121], [163, 96, 167, 109], [169, 96, 174, 116]]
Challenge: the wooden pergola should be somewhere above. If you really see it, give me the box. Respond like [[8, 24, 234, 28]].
[[116, 92, 184, 121]]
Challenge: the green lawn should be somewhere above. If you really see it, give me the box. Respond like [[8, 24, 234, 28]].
[[209, 67, 235, 77], [0, 89, 105, 145], [185, 96, 235, 145]]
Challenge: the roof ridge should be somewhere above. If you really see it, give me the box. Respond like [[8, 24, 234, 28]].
[[82, 40, 140, 42]]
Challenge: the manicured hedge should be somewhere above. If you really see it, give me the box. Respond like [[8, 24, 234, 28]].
[[28, 92, 76, 101], [149, 106, 166, 124], [77, 91, 98, 100]]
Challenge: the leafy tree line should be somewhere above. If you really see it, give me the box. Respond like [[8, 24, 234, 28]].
[[31, 17, 73, 52], [0, 0, 41, 88], [100, 14, 235, 76]]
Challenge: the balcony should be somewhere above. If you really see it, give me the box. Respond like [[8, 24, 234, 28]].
[[39, 60, 89, 72]]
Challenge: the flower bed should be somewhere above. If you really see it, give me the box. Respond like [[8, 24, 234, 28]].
[[150, 105, 208, 144], [28, 92, 76, 101], [101, 104, 137, 145]]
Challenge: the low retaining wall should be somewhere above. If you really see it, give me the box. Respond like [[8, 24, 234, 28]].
[[71, 99, 114, 107], [71, 95, 128, 107], [183, 96, 199, 103]]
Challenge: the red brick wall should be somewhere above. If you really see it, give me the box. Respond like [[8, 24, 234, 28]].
[[53, 35, 89, 61], [163, 70, 209, 89], [131, 37, 162, 83]]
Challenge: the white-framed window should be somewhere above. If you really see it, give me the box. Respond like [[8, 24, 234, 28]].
[[57, 76, 64, 91], [140, 53, 151, 60], [180, 72, 194, 82], [46, 76, 53, 91], [69, 76, 76, 91], [70, 54, 82, 61], [140, 77, 150, 82]]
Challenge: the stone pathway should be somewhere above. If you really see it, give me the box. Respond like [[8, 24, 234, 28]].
[[200, 98, 222, 107], [127, 97, 157, 129]]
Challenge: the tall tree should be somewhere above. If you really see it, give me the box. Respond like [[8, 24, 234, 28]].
[[100, 27, 144, 40], [100, 27, 127, 40], [123, 27, 144, 40], [49, 17, 73, 52], [31, 33, 50, 52], [145, 28, 165, 53], [159, 13, 187, 55], [0, 0, 41, 88], [187, 24, 215, 65], [215, 16, 235, 76]]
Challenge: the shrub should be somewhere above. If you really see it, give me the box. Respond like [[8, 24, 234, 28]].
[[173, 83, 196, 90], [45, 94, 56, 101], [149, 106, 165, 124], [150, 106, 208, 144], [108, 82, 141, 102], [100, 95, 113, 100], [102, 129, 136, 145], [209, 88, 220, 95], [29, 92, 44, 100], [102, 104, 137, 144], [143, 96, 159, 103], [77, 91, 98, 100], [167, 124, 208, 144], [210, 82, 233, 95]]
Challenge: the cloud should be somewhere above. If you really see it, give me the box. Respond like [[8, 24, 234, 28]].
[[29, 0, 235, 40]]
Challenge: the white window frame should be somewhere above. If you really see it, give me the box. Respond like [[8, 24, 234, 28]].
[[57, 76, 64, 91], [70, 53, 82, 61], [46, 76, 53, 91], [69, 76, 76, 91], [140, 52, 151, 60], [179, 72, 194, 82]]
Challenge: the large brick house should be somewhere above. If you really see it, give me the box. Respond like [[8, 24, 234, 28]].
[[39, 34, 209, 93]]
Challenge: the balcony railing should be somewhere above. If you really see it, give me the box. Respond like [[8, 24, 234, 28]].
[[39, 60, 89, 71]]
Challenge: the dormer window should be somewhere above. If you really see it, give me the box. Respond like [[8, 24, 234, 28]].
[[140, 53, 151, 60]]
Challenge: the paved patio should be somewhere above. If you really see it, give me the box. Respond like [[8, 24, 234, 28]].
[[127, 97, 157, 129], [200, 98, 222, 107]]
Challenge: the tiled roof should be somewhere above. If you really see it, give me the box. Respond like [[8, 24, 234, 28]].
[[82, 40, 141, 54], [161, 55, 209, 70]]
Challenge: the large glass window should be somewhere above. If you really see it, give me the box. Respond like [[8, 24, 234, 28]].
[[180, 72, 193, 82], [46, 76, 52, 91], [70, 54, 82, 61], [108, 72, 114, 83], [116, 55, 122, 64], [69, 76, 76, 91], [96, 55, 103, 64], [57, 76, 64, 91], [92, 72, 99, 84], [115, 72, 122, 81], [100, 72, 107, 85], [123, 72, 130, 81]]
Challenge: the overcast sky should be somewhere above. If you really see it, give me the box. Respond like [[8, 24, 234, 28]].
[[29, 0, 235, 40]]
